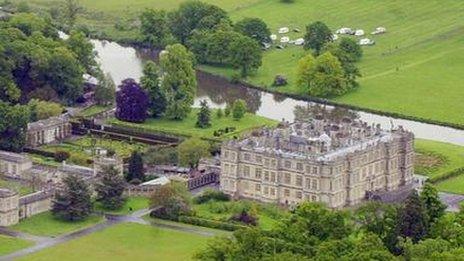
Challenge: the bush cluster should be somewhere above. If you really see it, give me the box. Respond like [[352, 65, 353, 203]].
[[213, 126, 237, 137], [194, 189, 231, 204]]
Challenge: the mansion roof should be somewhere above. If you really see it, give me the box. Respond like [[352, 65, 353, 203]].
[[224, 116, 412, 162]]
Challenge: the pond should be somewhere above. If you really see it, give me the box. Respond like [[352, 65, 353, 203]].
[[91, 39, 464, 146]]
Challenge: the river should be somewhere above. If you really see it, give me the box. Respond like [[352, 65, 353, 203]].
[[90, 39, 464, 146]]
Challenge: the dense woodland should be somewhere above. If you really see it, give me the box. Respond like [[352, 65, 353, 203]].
[[195, 184, 464, 260]]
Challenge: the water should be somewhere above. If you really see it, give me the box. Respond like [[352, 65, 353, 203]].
[[91, 39, 464, 146]]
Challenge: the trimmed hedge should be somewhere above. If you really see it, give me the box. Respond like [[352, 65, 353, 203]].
[[178, 216, 248, 231], [432, 167, 464, 183]]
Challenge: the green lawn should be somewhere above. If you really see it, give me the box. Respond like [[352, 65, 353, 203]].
[[11, 212, 104, 237], [19, 223, 211, 261], [108, 108, 277, 140], [415, 139, 464, 181], [0, 179, 34, 196], [0, 235, 33, 256], [77, 105, 113, 118], [95, 196, 149, 215], [193, 200, 286, 230]]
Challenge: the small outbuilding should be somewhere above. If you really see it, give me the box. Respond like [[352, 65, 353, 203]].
[[336, 27, 353, 35], [278, 27, 289, 34], [280, 36, 290, 43], [270, 34, 277, 41], [332, 34, 339, 41]]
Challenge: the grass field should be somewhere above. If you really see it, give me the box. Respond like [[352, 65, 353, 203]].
[[19, 223, 211, 261], [415, 139, 464, 181], [95, 196, 149, 215], [18, 0, 464, 126], [11, 212, 104, 237], [77, 105, 113, 118], [0, 235, 33, 256], [108, 108, 277, 140]]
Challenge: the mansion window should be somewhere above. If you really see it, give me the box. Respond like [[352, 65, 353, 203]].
[[255, 155, 262, 163], [306, 178, 311, 189], [311, 195, 317, 202], [264, 186, 269, 194], [271, 159, 277, 167], [243, 166, 250, 177], [311, 179, 318, 190], [296, 163, 303, 171], [270, 188, 275, 195], [284, 160, 292, 168], [284, 189, 290, 197], [255, 168, 262, 179], [284, 173, 291, 184], [270, 172, 276, 182], [264, 171, 269, 181], [264, 159, 270, 167], [255, 184, 261, 191], [223, 151, 229, 159], [312, 166, 318, 174], [244, 153, 251, 161], [296, 191, 302, 199], [296, 176, 303, 186]]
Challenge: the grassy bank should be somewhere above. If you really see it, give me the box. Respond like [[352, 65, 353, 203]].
[[107, 108, 277, 140], [19, 223, 211, 261], [12, 212, 104, 237], [0, 235, 33, 256], [95, 196, 150, 215], [18, 0, 464, 127]]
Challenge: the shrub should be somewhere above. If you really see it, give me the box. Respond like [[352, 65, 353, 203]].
[[178, 216, 247, 231], [206, 201, 230, 214], [194, 189, 231, 204], [273, 75, 288, 86], [230, 210, 258, 226], [232, 99, 248, 121], [54, 150, 70, 162], [106, 148, 116, 157], [216, 108, 223, 118]]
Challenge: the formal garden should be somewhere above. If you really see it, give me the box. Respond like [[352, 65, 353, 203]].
[[37, 136, 148, 166]]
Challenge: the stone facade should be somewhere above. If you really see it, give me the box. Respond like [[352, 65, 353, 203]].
[[0, 189, 19, 226], [220, 117, 414, 209], [0, 151, 33, 178], [26, 114, 72, 147], [18, 190, 53, 219]]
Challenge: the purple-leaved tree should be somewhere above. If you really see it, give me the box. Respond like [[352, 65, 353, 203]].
[[115, 78, 149, 123]]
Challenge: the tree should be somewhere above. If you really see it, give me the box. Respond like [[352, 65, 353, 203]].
[[396, 191, 429, 243], [66, 30, 97, 74], [234, 17, 271, 44], [177, 138, 210, 169], [95, 165, 126, 210], [338, 37, 363, 62], [229, 35, 262, 77], [232, 99, 248, 121], [216, 108, 223, 118], [159, 44, 197, 120], [52, 174, 92, 221], [140, 61, 166, 118], [62, 0, 82, 28], [421, 182, 446, 227], [149, 182, 192, 219], [297, 52, 348, 97], [28, 99, 63, 121], [140, 9, 172, 49], [304, 21, 333, 55], [46, 47, 84, 103], [127, 151, 145, 182], [168, 1, 229, 44], [196, 100, 211, 128], [0, 102, 30, 152], [94, 73, 115, 105], [115, 78, 149, 123]]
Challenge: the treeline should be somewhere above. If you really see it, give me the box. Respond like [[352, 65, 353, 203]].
[[195, 184, 464, 260], [0, 12, 99, 152], [140, 1, 266, 77]]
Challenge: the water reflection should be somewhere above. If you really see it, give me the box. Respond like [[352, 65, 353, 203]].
[[91, 39, 464, 146]]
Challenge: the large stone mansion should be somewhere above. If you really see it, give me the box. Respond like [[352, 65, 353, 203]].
[[220, 116, 414, 209]]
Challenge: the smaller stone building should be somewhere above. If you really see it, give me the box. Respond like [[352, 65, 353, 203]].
[[0, 188, 19, 226], [26, 114, 72, 147], [0, 151, 33, 178], [19, 190, 53, 219]]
